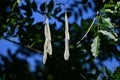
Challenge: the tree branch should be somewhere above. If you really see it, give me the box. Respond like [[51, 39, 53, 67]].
[[2, 37, 43, 54]]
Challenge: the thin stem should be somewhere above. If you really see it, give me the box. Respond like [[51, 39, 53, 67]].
[[77, 11, 99, 46], [3, 37, 43, 53], [97, 17, 100, 36], [80, 74, 87, 80], [77, 17, 97, 45], [11, 0, 21, 12], [11, 1, 17, 12]]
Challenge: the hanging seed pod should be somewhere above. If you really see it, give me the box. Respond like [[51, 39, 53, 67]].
[[43, 24, 48, 64], [46, 17, 52, 55], [43, 16, 52, 64], [64, 39, 70, 60], [43, 42, 47, 64], [64, 12, 70, 60]]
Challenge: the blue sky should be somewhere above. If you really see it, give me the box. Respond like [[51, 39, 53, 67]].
[[0, 38, 43, 72]]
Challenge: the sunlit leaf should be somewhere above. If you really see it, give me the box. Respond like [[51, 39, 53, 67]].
[[115, 1, 120, 9], [12, 0, 21, 11], [99, 30, 118, 41], [101, 9, 114, 14], [17, 0, 21, 4], [91, 36, 100, 58], [103, 18, 114, 28], [104, 4, 114, 8]]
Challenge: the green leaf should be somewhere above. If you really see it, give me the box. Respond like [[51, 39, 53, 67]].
[[103, 18, 114, 28], [104, 4, 114, 8], [104, 67, 113, 78], [48, 0, 54, 13], [17, 0, 21, 4], [40, 2, 45, 11], [99, 30, 118, 41], [32, 1, 37, 11], [91, 36, 100, 58], [101, 9, 114, 14], [113, 67, 120, 79], [12, 0, 21, 11], [10, 19, 16, 25]]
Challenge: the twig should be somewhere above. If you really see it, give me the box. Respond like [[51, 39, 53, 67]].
[[3, 37, 43, 53], [76, 17, 97, 45], [77, 11, 99, 45], [80, 73, 87, 80]]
